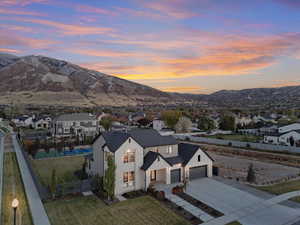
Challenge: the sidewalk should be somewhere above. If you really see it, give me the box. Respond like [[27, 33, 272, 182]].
[[12, 134, 51, 225]]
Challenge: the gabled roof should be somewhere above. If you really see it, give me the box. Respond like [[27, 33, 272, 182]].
[[102, 132, 130, 152], [101, 129, 177, 152], [141, 151, 172, 170], [178, 143, 214, 165]]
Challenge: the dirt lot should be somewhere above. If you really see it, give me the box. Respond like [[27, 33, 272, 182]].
[[211, 152, 300, 185]]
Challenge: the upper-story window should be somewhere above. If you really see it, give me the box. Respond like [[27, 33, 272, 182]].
[[198, 155, 201, 162], [123, 150, 135, 163], [167, 146, 172, 154]]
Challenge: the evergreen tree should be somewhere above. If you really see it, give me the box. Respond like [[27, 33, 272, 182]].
[[246, 163, 256, 183]]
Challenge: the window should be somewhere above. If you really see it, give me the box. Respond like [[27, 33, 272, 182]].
[[123, 171, 135, 186], [198, 155, 201, 162], [167, 146, 172, 154], [123, 150, 135, 163], [150, 170, 156, 181]]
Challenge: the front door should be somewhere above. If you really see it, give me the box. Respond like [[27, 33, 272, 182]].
[[150, 170, 156, 181]]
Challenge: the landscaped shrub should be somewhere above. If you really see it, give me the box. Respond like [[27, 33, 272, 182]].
[[246, 163, 256, 183], [246, 143, 251, 148], [185, 136, 190, 141], [156, 191, 165, 200], [172, 185, 184, 194], [228, 142, 232, 146]]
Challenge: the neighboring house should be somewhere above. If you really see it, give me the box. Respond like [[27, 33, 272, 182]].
[[52, 113, 98, 137], [252, 115, 277, 124], [87, 129, 213, 196], [264, 130, 300, 146], [278, 123, 300, 134], [12, 115, 34, 127], [96, 112, 110, 122], [129, 112, 146, 123], [153, 119, 166, 131], [209, 115, 220, 129], [33, 116, 52, 129]]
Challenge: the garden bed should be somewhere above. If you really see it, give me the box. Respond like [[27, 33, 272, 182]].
[[175, 192, 224, 218], [123, 190, 146, 199]]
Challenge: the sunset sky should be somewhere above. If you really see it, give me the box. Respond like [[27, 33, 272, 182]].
[[1, 0, 300, 94]]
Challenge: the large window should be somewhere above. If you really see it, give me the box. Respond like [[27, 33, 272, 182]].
[[167, 146, 172, 154], [123, 150, 135, 163], [123, 171, 135, 186]]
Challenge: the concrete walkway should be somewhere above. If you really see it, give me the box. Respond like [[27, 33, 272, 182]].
[[12, 134, 51, 225], [0, 134, 4, 221], [185, 178, 300, 225], [155, 183, 214, 222]]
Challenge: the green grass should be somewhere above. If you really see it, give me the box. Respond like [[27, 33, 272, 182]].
[[207, 134, 262, 142], [256, 179, 300, 203], [1, 152, 33, 225], [45, 195, 189, 225], [30, 155, 85, 187], [226, 221, 242, 225]]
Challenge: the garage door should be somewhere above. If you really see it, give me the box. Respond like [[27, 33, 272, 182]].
[[190, 166, 207, 180], [171, 169, 181, 183]]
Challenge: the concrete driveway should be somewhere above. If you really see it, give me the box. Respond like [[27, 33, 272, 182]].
[[186, 178, 300, 225]]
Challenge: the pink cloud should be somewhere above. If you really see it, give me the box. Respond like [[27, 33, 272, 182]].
[[0, 0, 47, 6], [0, 48, 21, 53], [75, 4, 117, 16], [0, 8, 44, 16], [19, 18, 115, 35]]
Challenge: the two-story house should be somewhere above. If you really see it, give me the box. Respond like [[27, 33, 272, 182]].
[[87, 129, 213, 196], [52, 113, 98, 138]]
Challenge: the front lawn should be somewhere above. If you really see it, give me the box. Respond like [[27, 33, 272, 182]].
[[45, 195, 189, 225], [256, 179, 300, 202], [1, 153, 33, 225], [30, 155, 85, 187], [206, 134, 262, 142]]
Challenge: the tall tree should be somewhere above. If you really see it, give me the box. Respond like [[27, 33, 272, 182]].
[[175, 116, 192, 133], [103, 154, 116, 200], [161, 110, 182, 129], [100, 116, 113, 131], [220, 115, 235, 131]]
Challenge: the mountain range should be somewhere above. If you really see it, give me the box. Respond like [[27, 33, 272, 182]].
[[0, 53, 299, 108]]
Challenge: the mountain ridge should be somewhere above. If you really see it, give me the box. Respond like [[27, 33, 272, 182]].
[[0, 53, 299, 108]]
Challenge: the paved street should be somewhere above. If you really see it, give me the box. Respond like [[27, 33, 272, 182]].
[[186, 178, 300, 225], [12, 134, 51, 225]]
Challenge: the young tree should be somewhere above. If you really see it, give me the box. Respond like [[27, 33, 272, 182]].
[[174, 116, 192, 133], [246, 163, 256, 183], [44, 139, 50, 154], [50, 169, 57, 199], [103, 154, 116, 200], [198, 117, 215, 131], [161, 110, 182, 129], [100, 116, 113, 131]]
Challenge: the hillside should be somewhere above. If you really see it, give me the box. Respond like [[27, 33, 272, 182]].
[[0, 54, 174, 107]]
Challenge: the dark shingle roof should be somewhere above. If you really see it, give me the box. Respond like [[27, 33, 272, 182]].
[[165, 156, 184, 165], [178, 143, 214, 165], [102, 132, 130, 152], [178, 143, 199, 165], [101, 129, 177, 152], [141, 151, 172, 170], [54, 113, 96, 122]]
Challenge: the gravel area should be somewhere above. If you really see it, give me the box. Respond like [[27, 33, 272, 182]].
[[211, 152, 300, 185]]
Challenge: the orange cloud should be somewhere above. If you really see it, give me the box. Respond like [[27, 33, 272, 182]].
[[20, 18, 115, 35], [271, 80, 300, 87], [160, 86, 205, 94], [0, 48, 21, 53]]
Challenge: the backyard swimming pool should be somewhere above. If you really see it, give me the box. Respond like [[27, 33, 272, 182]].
[[34, 148, 92, 159]]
